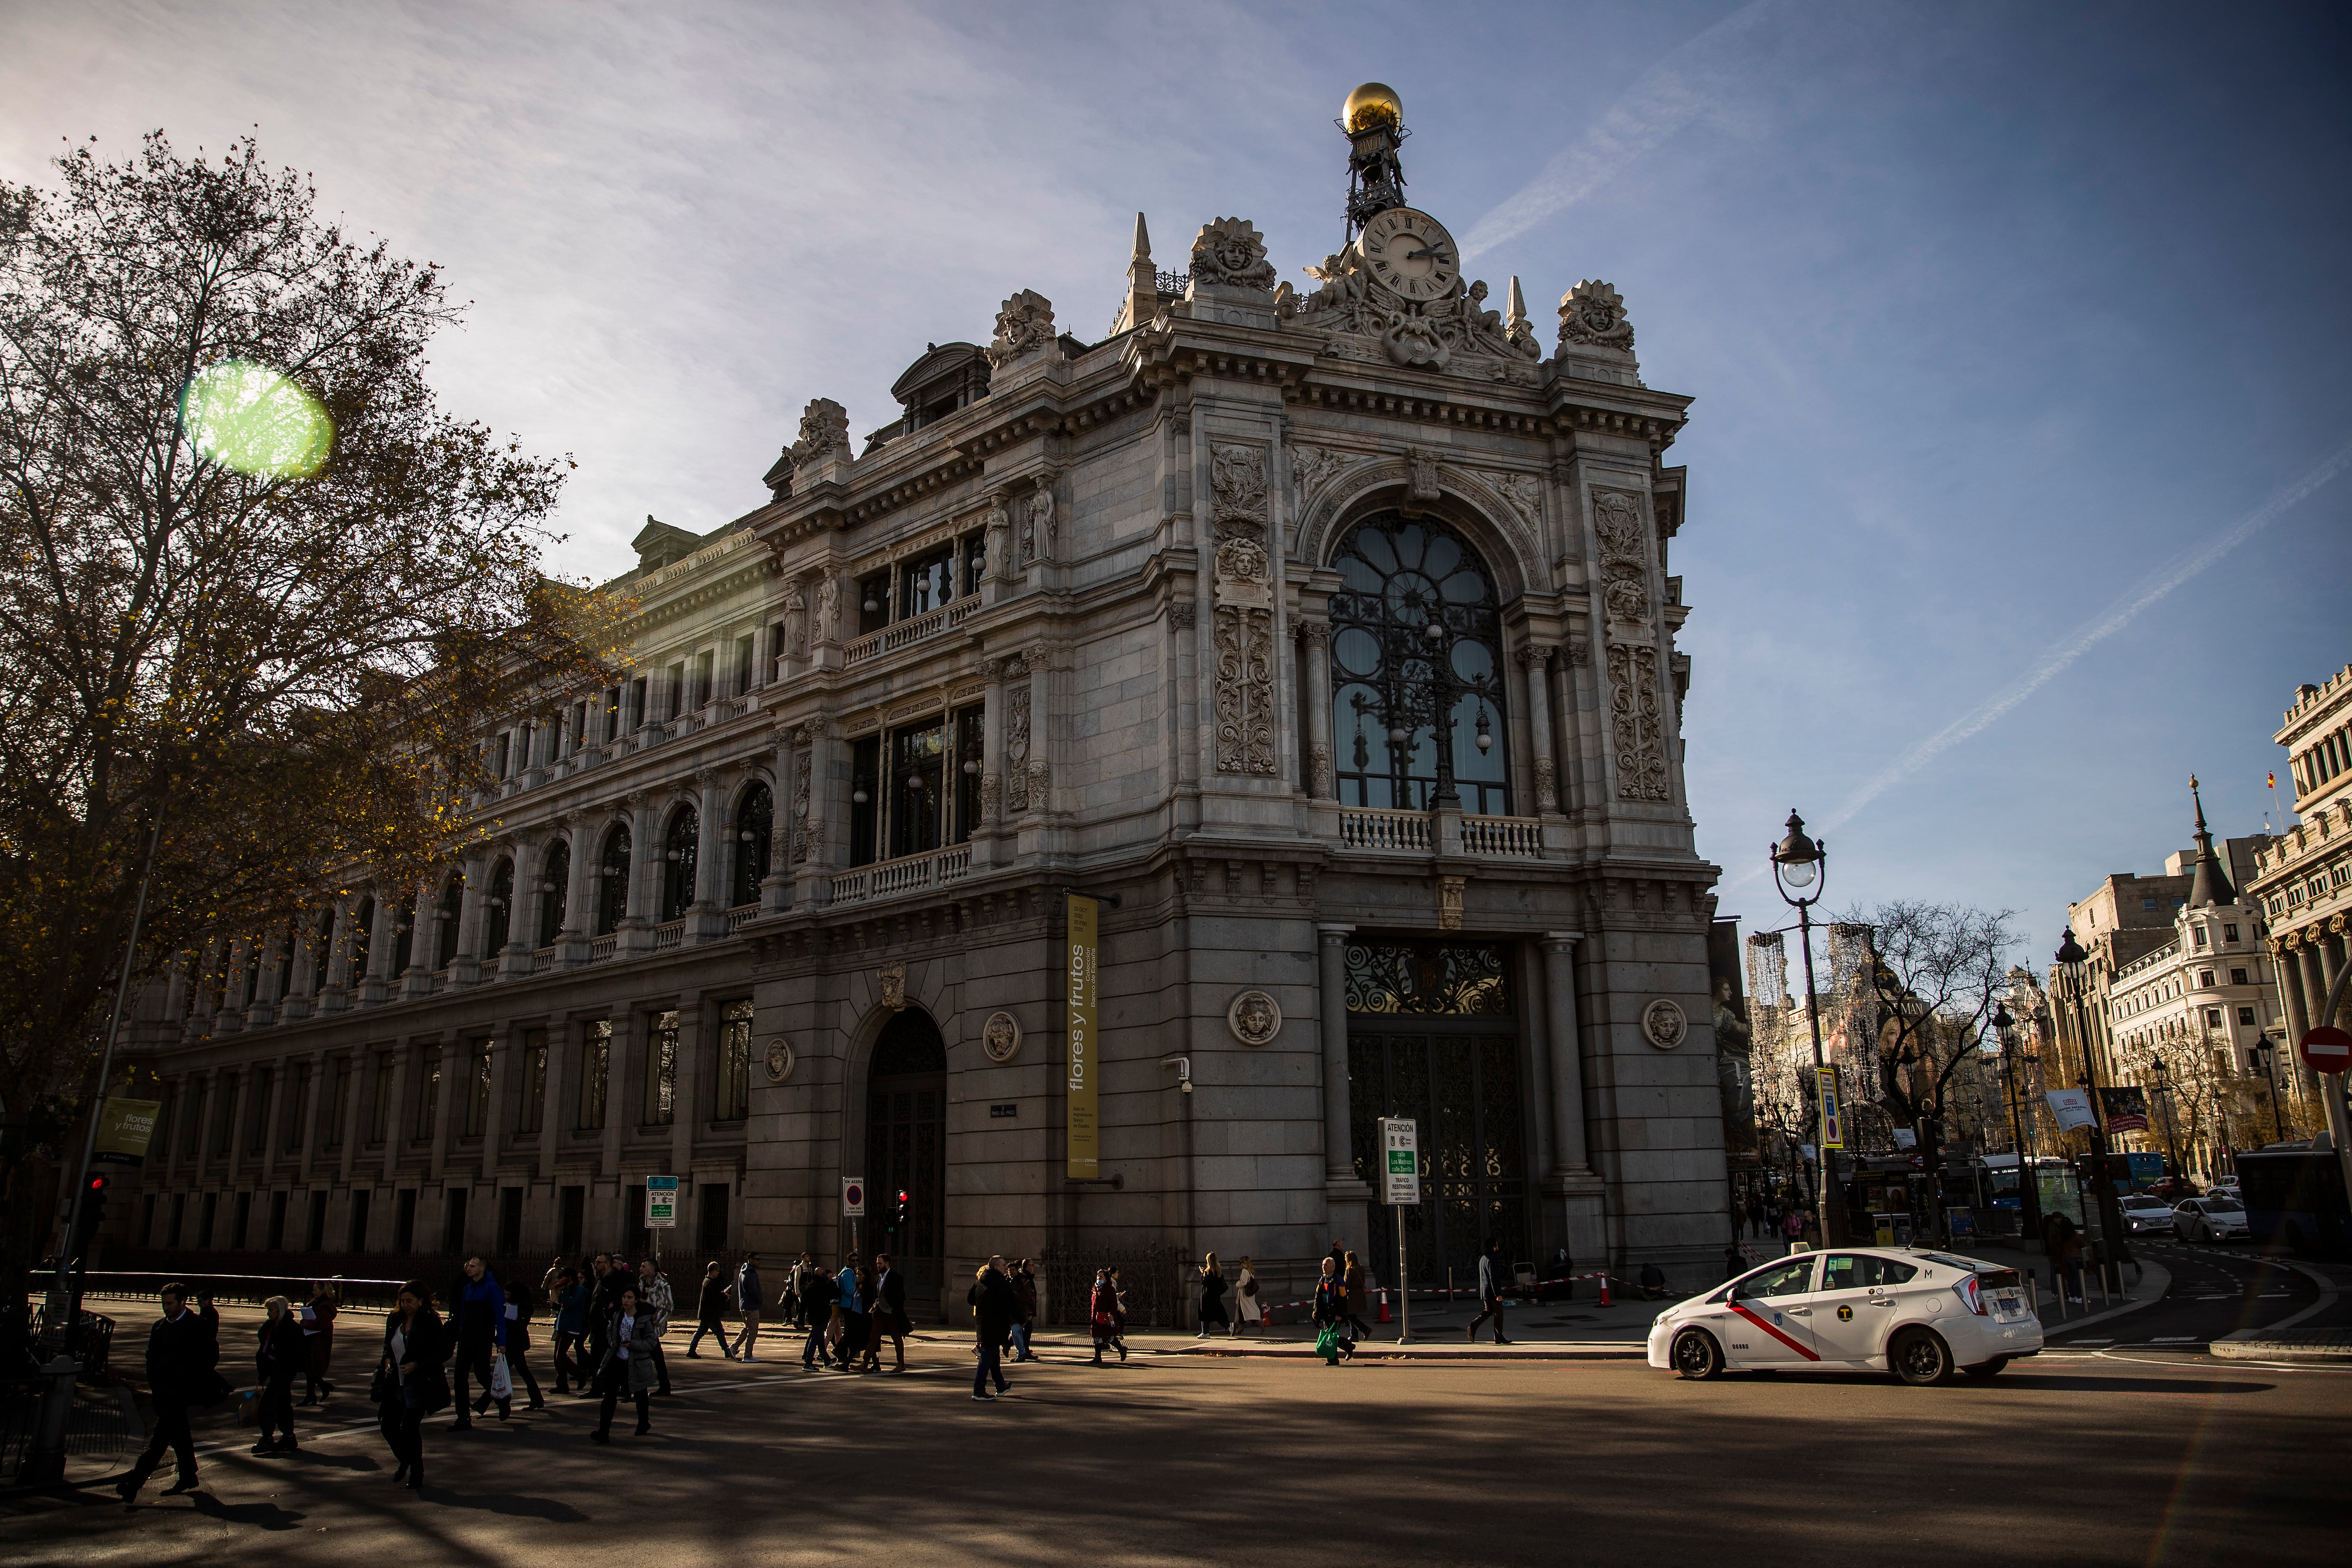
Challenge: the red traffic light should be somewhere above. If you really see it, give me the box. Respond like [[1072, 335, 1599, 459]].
[[897, 1191, 909, 1204], [87, 1175, 109, 1192]]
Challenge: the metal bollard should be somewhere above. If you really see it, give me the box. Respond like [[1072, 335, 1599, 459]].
[[24, 1355, 79, 1487]]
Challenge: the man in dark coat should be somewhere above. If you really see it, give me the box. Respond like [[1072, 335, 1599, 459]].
[[1467, 1238, 1511, 1345], [116, 1283, 230, 1499], [450, 1255, 509, 1427]]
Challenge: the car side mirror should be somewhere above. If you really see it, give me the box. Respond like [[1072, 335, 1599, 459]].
[[1723, 1286, 1739, 1305]]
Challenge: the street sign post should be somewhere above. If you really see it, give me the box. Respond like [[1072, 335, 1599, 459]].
[[645, 1175, 677, 1266], [2297, 1025, 2351, 1075], [842, 1176, 866, 1256], [1817, 1066, 1844, 1150], [1380, 1117, 1419, 1344]]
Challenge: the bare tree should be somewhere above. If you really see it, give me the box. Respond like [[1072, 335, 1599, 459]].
[[1830, 901, 2023, 1137], [0, 134, 607, 1275]]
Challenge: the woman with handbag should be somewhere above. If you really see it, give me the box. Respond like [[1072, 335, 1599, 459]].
[[376, 1281, 451, 1490], [1231, 1256, 1262, 1337], [590, 1284, 660, 1442], [1088, 1268, 1120, 1365], [251, 1296, 306, 1455], [1195, 1253, 1230, 1340]]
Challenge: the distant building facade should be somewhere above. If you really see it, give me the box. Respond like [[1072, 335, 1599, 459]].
[[110, 88, 1732, 1313]]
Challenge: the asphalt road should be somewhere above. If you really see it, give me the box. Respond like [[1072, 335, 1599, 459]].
[[2042, 1235, 2351, 1349], [4, 1329, 2341, 1568]]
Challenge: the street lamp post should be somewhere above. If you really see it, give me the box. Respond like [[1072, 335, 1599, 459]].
[[1770, 811, 1845, 1247], [2250, 1033, 2289, 1144], [2054, 929, 2128, 1293], [1993, 1003, 2042, 1243]]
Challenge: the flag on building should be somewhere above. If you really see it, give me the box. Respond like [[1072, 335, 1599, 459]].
[[2099, 1085, 2151, 1135]]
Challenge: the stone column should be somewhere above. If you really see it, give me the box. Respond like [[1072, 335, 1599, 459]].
[[224, 1069, 254, 1179], [620, 794, 660, 952], [337, 1053, 364, 1185], [1023, 645, 1052, 820], [282, 917, 316, 1022], [763, 731, 795, 913], [482, 1025, 514, 1183], [602, 1011, 631, 1187], [1554, 639, 1586, 817], [563, 816, 598, 963], [428, 1038, 459, 1182], [1318, 924, 1358, 1183], [381, 1045, 410, 1184], [1543, 936, 1593, 1167], [252, 932, 286, 1027], [297, 1049, 326, 1182], [1301, 621, 1335, 803], [691, 770, 727, 939], [260, 1055, 292, 1178], [320, 899, 353, 1013], [452, 854, 489, 986], [795, 721, 837, 908], [191, 1071, 218, 1184], [1519, 645, 1559, 814], [539, 1019, 575, 1183], [977, 658, 1009, 865], [671, 995, 704, 1176], [361, 890, 396, 1005], [2278, 939, 2317, 1110]]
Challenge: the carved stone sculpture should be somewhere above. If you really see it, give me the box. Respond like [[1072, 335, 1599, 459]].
[[878, 962, 907, 1012], [793, 398, 850, 462], [1558, 280, 1636, 352], [1210, 443, 1268, 530], [1190, 217, 1278, 291], [1289, 444, 1350, 505], [782, 576, 810, 657], [1408, 449, 1442, 501], [1595, 489, 1652, 627], [814, 575, 840, 645], [1004, 684, 1033, 813], [1642, 998, 1688, 1050], [983, 1010, 1022, 1064], [1226, 989, 1282, 1046], [763, 1039, 795, 1083], [1609, 642, 1670, 802], [986, 289, 1058, 369], [1023, 477, 1056, 565], [1213, 605, 1277, 775]]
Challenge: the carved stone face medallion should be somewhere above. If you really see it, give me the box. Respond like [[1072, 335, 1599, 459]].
[[983, 1010, 1022, 1064], [1642, 998, 1688, 1051], [763, 1039, 795, 1083], [1227, 989, 1282, 1046], [878, 962, 907, 1012]]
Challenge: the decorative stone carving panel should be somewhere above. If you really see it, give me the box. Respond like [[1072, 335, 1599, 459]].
[[1594, 488, 1652, 629], [1004, 683, 1033, 814], [1226, 990, 1282, 1046], [1609, 642, 1670, 802], [792, 398, 850, 461], [1213, 605, 1277, 775], [1642, 998, 1688, 1050], [1190, 217, 1277, 291], [878, 962, 907, 1012], [983, 1010, 1022, 1064], [986, 289, 1057, 369]]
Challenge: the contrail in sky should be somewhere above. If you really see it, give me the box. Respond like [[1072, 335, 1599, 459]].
[[1459, 0, 1785, 263], [1716, 432, 2352, 892]]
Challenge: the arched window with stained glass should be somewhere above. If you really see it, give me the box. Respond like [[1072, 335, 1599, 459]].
[[1328, 512, 1511, 814]]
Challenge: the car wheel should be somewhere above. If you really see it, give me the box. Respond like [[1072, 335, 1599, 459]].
[[1670, 1327, 1724, 1381], [1890, 1327, 1955, 1386], [1959, 1357, 2010, 1380]]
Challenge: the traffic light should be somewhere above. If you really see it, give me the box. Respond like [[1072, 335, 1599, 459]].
[[74, 1175, 109, 1254], [892, 1189, 911, 1236]]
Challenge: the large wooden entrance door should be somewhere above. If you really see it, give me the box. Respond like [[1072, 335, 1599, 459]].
[[866, 1009, 946, 1309], [1344, 939, 1528, 1289]]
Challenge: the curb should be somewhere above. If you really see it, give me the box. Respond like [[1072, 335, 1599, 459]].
[[2033, 1259, 2173, 1341], [2207, 1338, 2352, 1363], [1182, 1342, 1647, 1362]]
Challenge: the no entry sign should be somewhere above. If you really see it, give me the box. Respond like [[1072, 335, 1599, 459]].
[[2298, 1025, 2352, 1075]]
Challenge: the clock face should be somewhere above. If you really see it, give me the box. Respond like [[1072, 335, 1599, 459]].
[[1357, 207, 1461, 302]]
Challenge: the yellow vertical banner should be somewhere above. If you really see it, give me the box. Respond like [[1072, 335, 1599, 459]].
[[1066, 893, 1100, 1180], [1817, 1065, 1844, 1150]]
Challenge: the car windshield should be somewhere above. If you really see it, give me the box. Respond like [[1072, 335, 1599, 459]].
[[2205, 1198, 2244, 1213]]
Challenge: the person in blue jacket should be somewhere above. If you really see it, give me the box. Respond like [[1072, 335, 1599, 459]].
[[450, 1254, 509, 1426]]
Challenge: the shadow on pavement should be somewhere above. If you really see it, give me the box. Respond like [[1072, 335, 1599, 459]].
[[419, 1487, 589, 1521], [186, 1490, 305, 1530]]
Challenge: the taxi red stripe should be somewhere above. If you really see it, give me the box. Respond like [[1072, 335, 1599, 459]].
[[1729, 1302, 1819, 1361]]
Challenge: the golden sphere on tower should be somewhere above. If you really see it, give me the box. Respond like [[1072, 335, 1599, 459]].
[[1344, 82, 1404, 135]]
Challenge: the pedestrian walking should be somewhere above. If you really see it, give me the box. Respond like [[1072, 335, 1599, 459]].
[[687, 1261, 730, 1357], [868, 1253, 910, 1372], [1088, 1268, 1120, 1364], [251, 1296, 305, 1455], [376, 1280, 450, 1491], [1009, 1258, 1040, 1361], [728, 1253, 764, 1361], [450, 1255, 510, 1427], [1342, 1250, 1374, 1340], [589, 1284, 660, 1442], [1467, 1238, 1511, 1344], [1231, 1256, 1262, 1336], [838, 1256, 872, 1372], [800, 1257, 840, 1369], [1106, 1265, 1131, 1360], [968, 1257, 1016, 1401], [2047, 1213, 2086, 1305], [551, 1267, 589, 1394], [1781, 1207, 1804, 1253], [1195, 1252, 1230, 1339], [504, 1275, 546, 1410], [1312, 1257, 1353, 1365], [298, 1278, 340, 1405], [114, 1282, 230, 1500], [636, 1258, 674, 1395]]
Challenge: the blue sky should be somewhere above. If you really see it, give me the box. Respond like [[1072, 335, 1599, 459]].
[[8, 0, 2349, 969]]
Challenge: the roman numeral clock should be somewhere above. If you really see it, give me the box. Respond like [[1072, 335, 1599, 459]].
[[1356, 207, 1460, 302]]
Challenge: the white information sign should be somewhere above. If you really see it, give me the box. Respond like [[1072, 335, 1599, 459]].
[[841, 1177, 866, 1217], [1380, 1117, 1421, 1206], [645, 1175, 679, 1229]]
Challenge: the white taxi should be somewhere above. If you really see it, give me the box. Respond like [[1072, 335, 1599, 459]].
[[1646, 1248, 2043, 1385]]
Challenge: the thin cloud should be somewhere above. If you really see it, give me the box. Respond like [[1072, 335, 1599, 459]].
[[1459, 0, 1784, 263]]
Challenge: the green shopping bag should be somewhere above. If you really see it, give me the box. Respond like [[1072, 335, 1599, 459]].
[[1314, 1325, 1339, 1361]]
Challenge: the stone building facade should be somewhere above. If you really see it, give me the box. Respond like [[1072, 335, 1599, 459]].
[[2246, 662, 2352, 1153], [110, 90, 1730, 1315]]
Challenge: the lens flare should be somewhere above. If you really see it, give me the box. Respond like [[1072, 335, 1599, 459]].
[[180, 361, 334, 478]]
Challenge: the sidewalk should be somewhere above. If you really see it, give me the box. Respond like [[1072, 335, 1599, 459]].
[[2209, 1328, 2352, 1363]]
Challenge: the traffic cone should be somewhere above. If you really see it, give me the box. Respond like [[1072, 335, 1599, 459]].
[[1377, 1289, 1392, 1324], [1598, 1274, 1612, 1308]]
